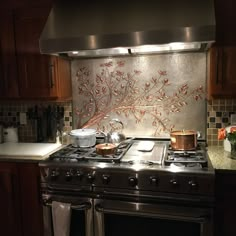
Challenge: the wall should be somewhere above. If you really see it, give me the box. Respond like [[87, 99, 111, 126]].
[[0, 55, 235, 146], [71, 52, 207, 139]]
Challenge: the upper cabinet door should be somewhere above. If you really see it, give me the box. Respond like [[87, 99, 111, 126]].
[[0, 12, 19, 98], [14, 8, 72, 100], [215, 0, 236, 45], [14, 8, 54, 98], [208, 45, 236, 98]]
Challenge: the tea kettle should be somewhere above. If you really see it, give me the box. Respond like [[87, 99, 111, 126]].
[[106, 119, 126, 144]]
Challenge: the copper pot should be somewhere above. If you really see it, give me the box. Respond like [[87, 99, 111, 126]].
[[170, 130, 198, 150], [95, 143, 117, 156]]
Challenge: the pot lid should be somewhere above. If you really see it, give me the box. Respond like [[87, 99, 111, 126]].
[[70, 128, 96, 136], [96, 143, 116, 150], [171, 130, 197, 135]]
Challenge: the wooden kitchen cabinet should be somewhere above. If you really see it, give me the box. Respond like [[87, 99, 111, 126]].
[[0, 163, 22, 236], [14, 8, 72, 100], [18, 163, 43, 236], [208, 45, 236, 99], [215, 170, 236, 236], [0, 162, 43, 236], [214, 0, 236, 45], [0, 12, 19, 99]]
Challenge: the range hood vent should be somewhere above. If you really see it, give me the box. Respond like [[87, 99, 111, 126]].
[[39, 0, 215, 58]]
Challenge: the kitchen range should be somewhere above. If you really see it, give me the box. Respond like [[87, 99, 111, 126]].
[[39, 135, 215, 236]]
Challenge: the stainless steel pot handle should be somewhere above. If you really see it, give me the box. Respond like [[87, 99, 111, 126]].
[[44, 200, 91, 210], [109, 118, 124, 130], [95, 204, 208, 223]]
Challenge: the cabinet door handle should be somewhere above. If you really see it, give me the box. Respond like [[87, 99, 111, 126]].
[[0, 43, 4, 89], [216, 48, 219, 85], [4, 64, 9, 90], [221, 49, 225, 88], [49, 63, 55, 88]]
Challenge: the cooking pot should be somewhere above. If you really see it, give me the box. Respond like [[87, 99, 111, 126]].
[[107, 118, 126, 144], [70, 128, 96, 147], [95, 143, 117, 156], [170, 130, 199, 150]]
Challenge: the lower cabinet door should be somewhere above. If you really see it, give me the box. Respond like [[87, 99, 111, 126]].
[[0, 163, 22, 236]]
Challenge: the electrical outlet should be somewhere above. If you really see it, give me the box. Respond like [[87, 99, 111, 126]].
[[20, 112, 27, 125]]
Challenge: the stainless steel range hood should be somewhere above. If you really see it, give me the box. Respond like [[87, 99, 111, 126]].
[[39, 0, 215, 58]]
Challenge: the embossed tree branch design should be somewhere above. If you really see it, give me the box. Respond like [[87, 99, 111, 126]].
[[75, 60, 205, 135]]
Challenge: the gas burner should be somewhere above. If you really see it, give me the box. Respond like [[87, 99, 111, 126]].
[[164, 149, 207, 168], [165, 142, 208, 168], [170, 162, 203, 169], [48, 142, 133, 163]]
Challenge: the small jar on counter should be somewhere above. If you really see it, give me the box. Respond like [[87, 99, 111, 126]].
[[61, 131, 70, 145]]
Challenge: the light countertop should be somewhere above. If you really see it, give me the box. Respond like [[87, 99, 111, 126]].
[[0, 142, 63, 161], [208, 146, 236, 171]]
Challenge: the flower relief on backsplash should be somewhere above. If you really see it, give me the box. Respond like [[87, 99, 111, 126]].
[[73, 54, 206, 138]]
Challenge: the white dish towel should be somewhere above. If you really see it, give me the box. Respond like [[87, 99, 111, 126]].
[[52, 201, 72, 236]]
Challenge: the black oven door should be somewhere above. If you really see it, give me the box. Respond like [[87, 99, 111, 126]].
[[42, 194, 93, 236], [94, 199, 213, 236]]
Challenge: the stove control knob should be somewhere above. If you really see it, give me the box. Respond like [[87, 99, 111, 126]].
[[150, 176, 158, 185], [102, 174, 110, 184], [128, 177, 138, 187], [170, 179, 178, 187], [87, 173, 95, 183], [76, 170, 83, 180], [65, 171, 72, 181], [188, 180, 198, 189], [50, 170, 59, 181]]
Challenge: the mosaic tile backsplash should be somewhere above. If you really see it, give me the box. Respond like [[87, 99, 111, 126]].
[[207, 99, 236, 146], [0, 99, 232, 145], [72, 53, 207, 139], [0, 101, 72, 142]]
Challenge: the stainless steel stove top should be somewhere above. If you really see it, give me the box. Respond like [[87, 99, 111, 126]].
[[39, 139, 214, 198]]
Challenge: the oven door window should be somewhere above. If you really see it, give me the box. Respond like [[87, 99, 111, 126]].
[[104, 214, 200, 236], [94, 199, 213, 236], [70, 210, 86, 236]]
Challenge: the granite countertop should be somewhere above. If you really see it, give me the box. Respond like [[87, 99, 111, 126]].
[[0, 142, 63, 161], [208, 146, 236, 171]]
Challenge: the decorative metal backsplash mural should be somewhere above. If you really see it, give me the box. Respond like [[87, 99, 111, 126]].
[[72, 53, 207, 138]]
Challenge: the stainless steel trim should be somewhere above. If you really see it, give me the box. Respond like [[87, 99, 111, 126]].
[[44, 201, 91, 210], [40, 0, 215, 56], [95, 204, 207, 223]]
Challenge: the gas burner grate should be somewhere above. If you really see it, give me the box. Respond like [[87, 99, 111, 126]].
[[48, 142, 133, 163], [165, 144, 208, 168]]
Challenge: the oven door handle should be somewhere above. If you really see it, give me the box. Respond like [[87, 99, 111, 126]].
[[44, 201, 92, 210], [95, 204, 208, 223]]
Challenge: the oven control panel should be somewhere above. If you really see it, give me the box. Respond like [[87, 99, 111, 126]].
[[40, 165, 214, 197]]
